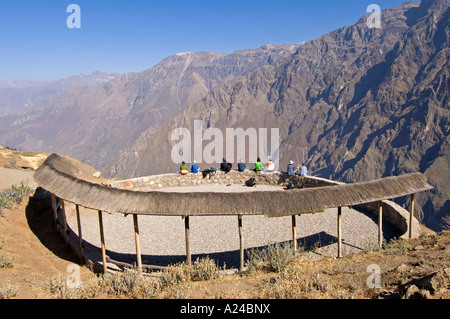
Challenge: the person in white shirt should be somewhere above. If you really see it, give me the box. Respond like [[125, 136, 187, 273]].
[[267, 159, 275, 171]]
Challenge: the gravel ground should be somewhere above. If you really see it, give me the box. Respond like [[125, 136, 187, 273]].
[[65, 184, 399, 269]]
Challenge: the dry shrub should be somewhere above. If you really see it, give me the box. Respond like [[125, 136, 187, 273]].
[[246, 242, 295, 273], [258, 256, 378, 299], [48, 275, 102, 299], [160, 257, 220, 288], [0, 283, 18, 299], [104, 271, 158, 299]]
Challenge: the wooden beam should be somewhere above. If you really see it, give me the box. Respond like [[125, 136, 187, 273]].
[[292, 215, 297, 253], [238, 215, 244, 271], [98, 210, 107, 274], [75, 204, 84, 264], [60, 200, 68, 246], [337, 207, 342, 258], [133, 214, 143, 273], [378, 201, 383, 249], [50, 193, 58, 228], [409, 193, 415, 239], [185, 216, 191, 266]]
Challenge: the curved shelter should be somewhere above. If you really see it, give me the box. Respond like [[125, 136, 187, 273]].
[[35, 154, 433, 217], [34, 154, 433, 273]]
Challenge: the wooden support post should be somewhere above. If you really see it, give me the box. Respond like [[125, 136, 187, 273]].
[[50, 193, 58, 227], [238, 215, 244, 272], [60, 200, 68, 246], [133, 214, 142, 273], [292, 215, 297, 253], [378, 201, 383, 249], [337, 207, 342, 258], [409, 194, 415, 239], [75, 204, 84, 264], [184, 216, 191, 266], [98, 210, 107, 274]]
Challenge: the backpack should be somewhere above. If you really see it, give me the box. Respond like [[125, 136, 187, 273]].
[[202, 168, 217, 179], [245, 177, 256, 187], [286, 182, 295, 190]]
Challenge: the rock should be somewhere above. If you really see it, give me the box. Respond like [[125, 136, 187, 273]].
[[404, 285, 420, 299], [416, 267, 450, 294], [404, 285, 430, 299], [395, 263, 410, 273]]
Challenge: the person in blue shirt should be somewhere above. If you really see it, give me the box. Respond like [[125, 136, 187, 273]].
[[287, 160, 295, 175], [300, 163, 308, 176], [238, 159, 246, 172], [191, 160, 199, 173]]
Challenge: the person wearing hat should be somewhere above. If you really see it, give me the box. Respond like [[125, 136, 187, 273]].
[[287, 160, 295, 175], [191, 160, 199, 173]]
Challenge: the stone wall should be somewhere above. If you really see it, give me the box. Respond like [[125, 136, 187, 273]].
[[109, 170, 316, 191]]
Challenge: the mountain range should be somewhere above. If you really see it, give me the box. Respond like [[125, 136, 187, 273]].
[[107, 0, 449, 231], [0, 44, 297, 169], [0, 71, 117, 117], [0, 0, 448, 231]]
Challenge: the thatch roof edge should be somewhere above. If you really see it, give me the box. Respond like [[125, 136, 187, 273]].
[[34, 154, 433, 217]]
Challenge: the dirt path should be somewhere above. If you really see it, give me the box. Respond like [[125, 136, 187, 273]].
[[0, 196, 94, 298], [0, 167, 93, 299]]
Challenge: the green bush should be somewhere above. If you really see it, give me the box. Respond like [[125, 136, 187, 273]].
[[0, 181, 33, 210]]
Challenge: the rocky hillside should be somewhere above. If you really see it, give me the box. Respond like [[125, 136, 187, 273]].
[[0, 44, 297, 170], [0, 146, 49, 171], [109, 0, 449, 231]]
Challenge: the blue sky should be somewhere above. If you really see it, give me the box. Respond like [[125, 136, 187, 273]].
[[0, 0, 414, 81]]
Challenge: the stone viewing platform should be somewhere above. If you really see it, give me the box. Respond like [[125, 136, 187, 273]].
[[108, 169, 335, 191]]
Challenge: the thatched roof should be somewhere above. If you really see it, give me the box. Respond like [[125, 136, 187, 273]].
[[34, 154, 433, 217]]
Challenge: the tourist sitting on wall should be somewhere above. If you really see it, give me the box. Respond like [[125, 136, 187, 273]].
[[191, 160, 199, 173], [180, 161, 189, 175], [267, 159, 275, 172], [220, 158, 232, 173], [238, 159, 246, 172], [299, 163, 308, 177], [254, 157, 263, 173], [287, 160, 295, 175]]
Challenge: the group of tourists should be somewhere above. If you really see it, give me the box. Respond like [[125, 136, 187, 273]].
[[287, 160, 308, 177], [235, 157, 275, 173], [179, 158, 308, 176], [179, 160, 199, 175]]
